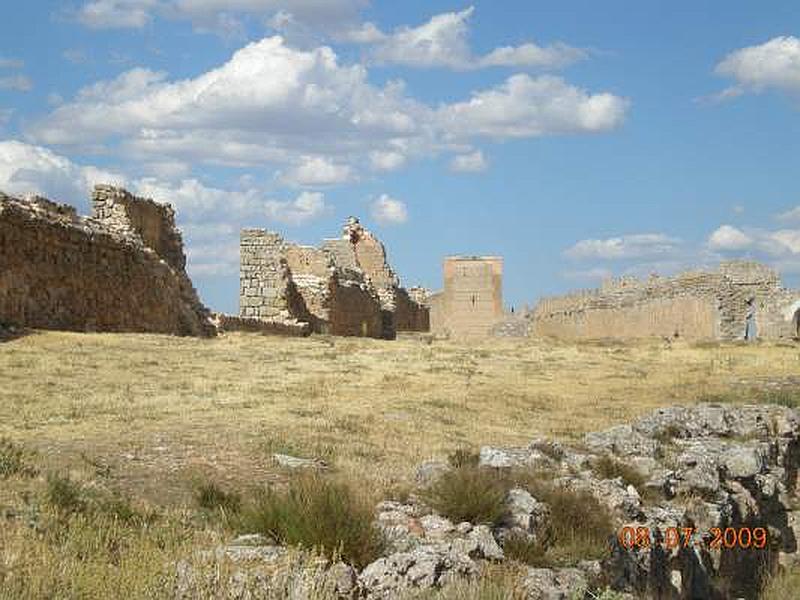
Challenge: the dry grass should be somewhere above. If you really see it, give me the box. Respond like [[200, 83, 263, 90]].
[[0, 331, 798, 596]]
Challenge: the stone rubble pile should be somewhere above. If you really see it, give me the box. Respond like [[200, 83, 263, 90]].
[[178, 403, 800, 599]]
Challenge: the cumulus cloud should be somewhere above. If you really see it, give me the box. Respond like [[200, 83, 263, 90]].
[[778, 205, 800, 222], [0, 140, 125, 202], [370, 193, 407, 225], [77, 0, 157, 29], [715, 36, 800, 100], [565, 233, 682, 260], [27, 37, 626, 185], [0, 57, 24, 69], [707, 225, 753, 251], [438, 74, 628, 139], [279, 156, 354, 187], [364, 6, 585, 71], [449, 150, 487, 173], [73, 0, 366, 34], [369, 150, 406, 172], [0, 75, 33, 92]]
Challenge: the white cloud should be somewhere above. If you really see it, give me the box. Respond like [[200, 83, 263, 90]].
[[369, 150, 406, 172], [778, 205, 800, 222], [715, 36, 800, 99], [265, 190, 327, 225], [279, 156, 353, 187], [27, 36, 625, 186], [769, 230, 800, 254], [370, 193, 407, 225], [565, 233, 682, 260], [366, 6, 585, 71], [73, 0, 366, 34], [62, 49, 89, 64], [707, 225, 753, 251], [0, 57, 24, 69], [0, 75, 33, 92], [438, 74, 628, 139], [449, 150, 487, 173], [0, 140, 125, 202], [77, 0, 157, 29]]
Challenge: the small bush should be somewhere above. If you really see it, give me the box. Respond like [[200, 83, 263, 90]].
[[45, 473, 153, 525], [591, 455, 647, 493], [194, 480, 242, 515], [423, 467, 507, 526], [502, 533, 550, 567], [447, 448, 480, 469], [508, 470, 614, 566], [239, 474, 383, 569], [0, 438, 37, 479], [47, 474, 88, 516]]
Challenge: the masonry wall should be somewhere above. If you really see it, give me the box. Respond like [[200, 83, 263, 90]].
[[531, 262, 800, 341], [0, 189, 215, 336], [431, 257, 504, 337]]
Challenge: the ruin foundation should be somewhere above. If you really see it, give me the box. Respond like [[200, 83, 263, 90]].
[[0, 185, 215, 337]]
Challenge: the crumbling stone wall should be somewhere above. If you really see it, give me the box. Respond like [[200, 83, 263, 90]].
[[239, 217, 428, 339], [0, 187, 215, 336], [430, 256, 504, 338], [532, 261, 800, 341]]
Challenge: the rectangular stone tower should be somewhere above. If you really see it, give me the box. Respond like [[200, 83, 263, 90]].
[[430, 256, 503, 337]]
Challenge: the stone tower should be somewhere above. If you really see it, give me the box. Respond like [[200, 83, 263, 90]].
[[429, 256, 504, 337]]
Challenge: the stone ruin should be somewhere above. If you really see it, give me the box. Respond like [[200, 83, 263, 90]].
[[0, 185, 215, 337], [532, 261, 800, 341], [238, 217, 429, 339], [428, 256, 504, 338]]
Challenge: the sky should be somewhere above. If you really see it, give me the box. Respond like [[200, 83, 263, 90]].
[[1, 1, 799, 314]]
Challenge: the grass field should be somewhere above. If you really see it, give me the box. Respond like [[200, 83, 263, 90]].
[[1, 330, 799, 597]]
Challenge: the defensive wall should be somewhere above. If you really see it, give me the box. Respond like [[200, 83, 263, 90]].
[[531, 261, 800, 341], [0, 185, 215, 336], [239, 217, 429, 339]]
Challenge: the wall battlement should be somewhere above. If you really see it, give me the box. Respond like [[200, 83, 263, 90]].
[[0, 186, 215, 337]]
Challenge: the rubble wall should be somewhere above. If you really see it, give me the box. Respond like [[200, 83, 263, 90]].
[[0, 189, 214, 336]]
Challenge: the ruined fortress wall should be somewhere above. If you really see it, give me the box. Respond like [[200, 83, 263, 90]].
[[533, 296, 720, 339], [326, 275, 384, 337], [532, 264, 799, 341], [432, 257, 503, 337], [393, 287, 431, 332], [285, 245, 331, 278], [240, 230, 386, 338], [0, 190, 214, 336], [92, 185, 186, 272], [239, 229, 310, 321]]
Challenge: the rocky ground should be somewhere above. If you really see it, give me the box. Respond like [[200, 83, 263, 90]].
[[176, 403, 800, 599]]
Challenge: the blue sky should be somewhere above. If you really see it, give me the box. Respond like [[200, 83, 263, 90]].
[[1, 1, 799, 313]]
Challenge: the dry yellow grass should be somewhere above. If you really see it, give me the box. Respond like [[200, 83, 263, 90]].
[[1, 330, 798, 502], [1, 330, 799, 598]]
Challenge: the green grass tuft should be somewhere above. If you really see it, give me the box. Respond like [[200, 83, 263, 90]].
[[422, 466, 507, 526], [238, 474, 383, 569]]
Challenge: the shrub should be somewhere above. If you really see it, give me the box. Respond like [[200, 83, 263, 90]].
[[423, 466, 507, 526], [0, 438, 37, 479], [591, 455, 647, 494], [194, 480, 242, 515], [45, 473, 153, 525], [239, 474, 383, 569], [447, 448, 480, 469], [501, 532, 550, 567]]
